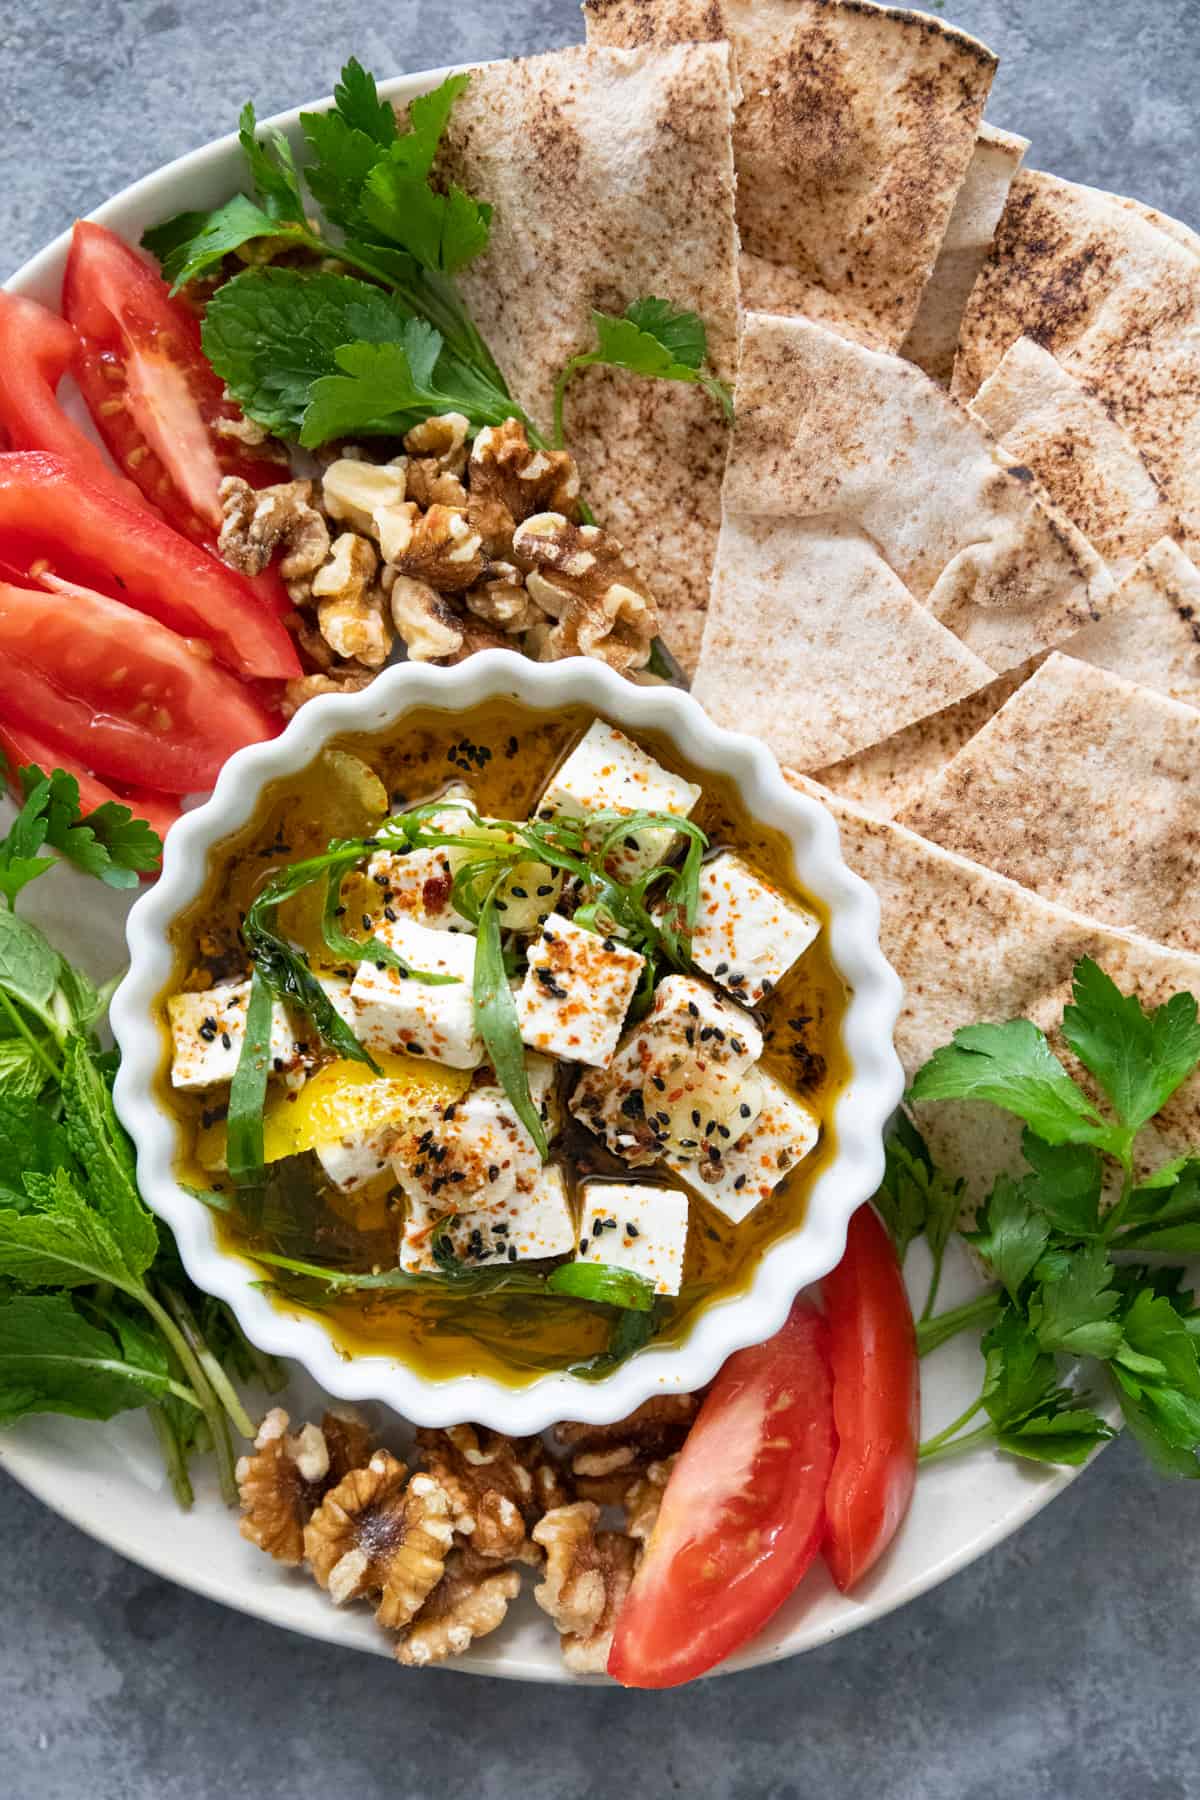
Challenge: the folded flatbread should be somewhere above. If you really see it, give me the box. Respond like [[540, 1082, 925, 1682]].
[[584, 0, 996, 350], [439, 43, 740, 671], [900, 123, 1029, 385], [968, 337, 1175, 581], [702, 312, 1111, 678], [791, 774, 1200, 1185], [954, 170, 1200, 558], [898, 652, 1200, 954]]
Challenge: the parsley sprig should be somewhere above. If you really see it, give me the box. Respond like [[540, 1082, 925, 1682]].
[[888, 959, 1200, 1476], [0, 783, 279, 1505], [552, 297, 734, 448]]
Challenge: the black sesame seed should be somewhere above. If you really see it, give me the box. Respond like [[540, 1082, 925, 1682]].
[[714, 961, 729, 976], [537, 884, 554, 896], [718, 1124, 731, 1139], [602, 937, 616, 953], [691, 1108, 701, 1126], [488, 1165, 500, 1183], [626, 1223, 640, 1238], [651, 1075, 666, 1092], [508, 1245, 518, 1261], [449, 1170, 467, 1183], [687, 1001, 700, 1018], [511, 886, 527, 899], [740, 1102, 752, 1118], [384, 906, 398, 923], [414, 1163, 427, 1177], [362, 913, 373, 931], [198, 1021, 218, 1043], [620, 1091, 646, 1120], [591, 1218, 604, 1237], [684, 1026, 695, 1047], [220, 1032, 233, 1051], [734, 1174, 747, 1191], [493, 1222, 509, 1235], [700, 1026, 714, 1042], [407, 1043, 425, 1055], [273, 1056, 284, 1072], [579, 1238, 589, 1255], [731, 1038, 744, 1055]]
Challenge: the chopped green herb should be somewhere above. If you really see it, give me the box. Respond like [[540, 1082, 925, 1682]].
[[553, 296, 734, 448]]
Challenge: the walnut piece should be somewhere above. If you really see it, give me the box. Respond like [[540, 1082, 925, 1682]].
[[217, 476, 329, 581], [465, 562, 543, 634], [214, 411, 288, 457], [320, 456, 419, 568], [554, 1395, 699, 1505], [236, 1407, 374, 1564], [532, 1501, 638, 1675], [281, 668, 375, 717], [512, 513, 658, 673], [416, 1424, 570, 1564], [388, 574, 466, 661], [312, 531, 392, 668], [303, 1451, 453, 1627], [467, 420, 581, 557], [623, 1456, 675, 1545], [394, 504, 485, 592], [405, 412, 470, 471], [394, 1548, 521, 1667]]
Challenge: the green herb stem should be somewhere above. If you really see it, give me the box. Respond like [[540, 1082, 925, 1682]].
[[916, 1291, 1003, 1357], [148, 1403, 196, 1509], [139, 1286, 240, 1503], [918, 1420, 997, 1467], [0, 989, 61, 1082], [158, 1283, 256, 1442]]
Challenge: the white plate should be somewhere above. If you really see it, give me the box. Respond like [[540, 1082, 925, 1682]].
[[0, 71, 1091, 1682]]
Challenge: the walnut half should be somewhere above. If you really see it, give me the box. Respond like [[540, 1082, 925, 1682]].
[[532, 1501, 638, 1675], [303, 1451, 454, 1628], [554, 1395, 699, 1504], [236, 1407, 373, 1564], [394, 1548, 521, 1667], [416, 1424, 570, 1564], [512, 513, 658, 673]]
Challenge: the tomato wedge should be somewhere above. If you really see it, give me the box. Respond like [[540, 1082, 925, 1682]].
[[63, 221, 289, 538], [822, 1205, 920, 1593], [0, 718, 180, 845], [0, 577, 278, 792], [0, 453, 299, 680], [0, 292, 146, 507], [608, 1301, 836, 1689]]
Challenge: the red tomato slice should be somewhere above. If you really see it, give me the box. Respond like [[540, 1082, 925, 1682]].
[[608, 1301, 836, 1689], [63, 221, 287, 538], [0, 292, 146, 507], [0, 718, 180, 846], [822, 1205, 920, 1593], [0, 452, 299, 680], [0, 577, 278, 792]]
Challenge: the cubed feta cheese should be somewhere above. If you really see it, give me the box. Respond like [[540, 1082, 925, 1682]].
[[167, 982, 301, 1092], [316, 974, 359, 1031], [393, 1076, 545, 1211], [349, 915, 483, 1069], [687, 852, 820, 1006], [575, 1180, 689, 1296], [515, 914, 644, 1067], [365, 788, 477, 932], [399, 1161, 575, 1271], [641, 975, 764, 1069], [540, 719, 701, 880], [664, 1071, 820, 1223]]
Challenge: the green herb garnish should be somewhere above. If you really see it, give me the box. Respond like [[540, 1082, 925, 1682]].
[[0, 759, 161, 904], [890, 958, 1200, 1477], [553, 296, 734, 448]]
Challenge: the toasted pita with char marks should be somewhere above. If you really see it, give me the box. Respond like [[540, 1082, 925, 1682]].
[[968, 336, 1176, 581], [789, 773, 1200, 1186], [707, 312, 1112, 675], [691, 513, 995, 769], [954, 170, 1200, 558], [899, 652, 1200, 954], [436, 43, 739, 671], [900, 122, 1029, 386], [584, 0, 996, 350], [816, 536, 1200, 815]]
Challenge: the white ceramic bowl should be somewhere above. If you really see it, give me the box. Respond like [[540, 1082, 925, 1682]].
[[111, 650, 903, 1431]]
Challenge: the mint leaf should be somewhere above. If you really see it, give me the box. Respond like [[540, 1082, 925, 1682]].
[[0, 908, 61, 1025], [1061, 959, 1200, 1148], [909, 1017, 1119, 1152], [142, 193, 286, 290], [0, 1040, 46, 1102], [0, 1169, 145, 1292], [0, 1294, 169, 1426], [300, 332, 512, 448], [202, 268, 413, 436], [59, 1038, 157, 1277], [1018, 1131, 1104, 1239], [968, 1175, 1049, 1300], [0, 1098, 70, 1199], [1028, 1244, 1122, 1359]]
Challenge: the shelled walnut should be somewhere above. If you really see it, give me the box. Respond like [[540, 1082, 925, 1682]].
[[532, 1501, 638, 1674], [467, 420, 581, 556], [512, 513, 658, 673], [235, 1407, 373, 1564], [415, 1424, 571, 1564], [394, 1548, 522, 1667], [554, 1395, 699, 1504], [303, 1451, 453, 1627]]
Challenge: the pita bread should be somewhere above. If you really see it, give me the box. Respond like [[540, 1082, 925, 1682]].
[[438, 44, 740, 671], [899, 652, 1200, 953], [815, 537, 1200, 814], [714, 312, 1112, 674], [900, 123, 1029, 385], [1067, 537, 1200, 708], [692, 514, 995, 769], [1114, 194, 1200, 261], [584, 0, 996, 350], [968, 336, 1176, 580], [953, 170, 1200, 557], [790, 774, 1200, 1181]]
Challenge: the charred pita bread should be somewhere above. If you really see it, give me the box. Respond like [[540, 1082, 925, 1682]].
[[711, 312, 1112, 674], [954, 170, 1200, 558], [1113, 194, 1200, 260], [899, 652, 1200, 953], [968, 336, 1176, 580], [901, 123, 1029, 385], [789, 773, 1200, 1182], [584, 0, 996, 350], [437, 43, 739, 671], [691, 513, 995, 769], [815, 537, 1200, 815], [1067, 537, 1200, 707]]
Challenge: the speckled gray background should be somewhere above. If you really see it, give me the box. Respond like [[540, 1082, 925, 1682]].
[[2, 2, 1199, 1795]]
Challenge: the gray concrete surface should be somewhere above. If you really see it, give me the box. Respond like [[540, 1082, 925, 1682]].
[[3, 2, 1199, 1795]]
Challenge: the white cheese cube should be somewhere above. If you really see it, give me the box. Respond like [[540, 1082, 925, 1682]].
[[349, 915, 483, 1069], [393, 1077, 544, 1211], [316, 974, 359, 1030], [365, 787, 477, 932], [687, 852, 820, 1006], [167, 982, 301, 1092], [643, 975, 763, 1068], [515, 914, 644, 1067], [400, 1162, 575, 1271], [664, 1071, 820, 1223], [576, 1180, 689, 1296], [540, 719, 701, 880]]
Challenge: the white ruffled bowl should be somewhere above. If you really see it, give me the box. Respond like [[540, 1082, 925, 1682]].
[[111, 651, 903, 1432]]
